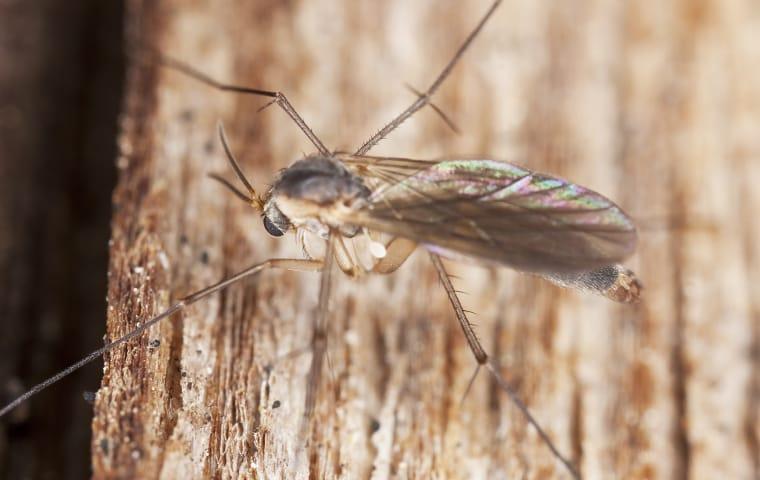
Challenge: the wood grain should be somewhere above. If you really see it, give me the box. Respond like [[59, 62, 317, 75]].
[[93, 0, 759, 478]]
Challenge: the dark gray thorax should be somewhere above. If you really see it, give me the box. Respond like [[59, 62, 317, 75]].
[[272, 155, 370, 206]]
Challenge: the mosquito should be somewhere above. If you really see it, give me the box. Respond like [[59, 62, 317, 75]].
[[0, 1, 641, 477]]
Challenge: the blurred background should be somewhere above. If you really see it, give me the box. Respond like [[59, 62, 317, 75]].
[[0, 1, 124, 478], [1, 0, 759, 479]]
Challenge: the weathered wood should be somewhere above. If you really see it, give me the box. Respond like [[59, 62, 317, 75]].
[[94, 0, 759, 478]]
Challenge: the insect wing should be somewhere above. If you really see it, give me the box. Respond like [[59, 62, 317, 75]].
[[339, 155, 637, 274]]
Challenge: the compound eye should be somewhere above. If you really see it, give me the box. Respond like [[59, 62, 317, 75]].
[[263, 216, 284, 237]]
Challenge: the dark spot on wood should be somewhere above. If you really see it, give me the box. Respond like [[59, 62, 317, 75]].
[[200, 250, 209, 264], [271, 400, 281, 409], [370, 418, 380, 433], [684, 0, 712, 34], [636, 463, 656, 479], [570, 381, 583, 463], [631, 361, 654, 410], [179, 109, 194, 122], [149, 339, 160, 348], [99, 438, 109, 455], [179, 234, 189, 245]]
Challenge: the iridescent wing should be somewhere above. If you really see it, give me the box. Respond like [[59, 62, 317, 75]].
[[336, 154, 637, 274]]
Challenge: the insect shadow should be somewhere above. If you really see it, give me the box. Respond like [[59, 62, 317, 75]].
[[1, 1, 643, 478]]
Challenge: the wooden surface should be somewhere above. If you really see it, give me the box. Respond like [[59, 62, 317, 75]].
[[93, 0, 759, 478]]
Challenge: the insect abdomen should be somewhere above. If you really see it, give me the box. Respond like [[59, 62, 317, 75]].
[[545, 264, 642, 303]]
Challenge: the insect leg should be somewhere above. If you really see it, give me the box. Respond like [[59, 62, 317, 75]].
[[372, 237, 417, 274], [429, 253, 581, 480], [156, 53, 329, 156], [354, 0, 502, 155], [403, 83, 461, 134], [0, 258, 322, 419], [301, 233, 336, 439], [429, 253, 487, 362], [297, 235, 337, 472]]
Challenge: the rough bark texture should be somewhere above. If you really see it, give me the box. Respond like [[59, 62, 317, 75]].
[[93, 0, 758, 479]]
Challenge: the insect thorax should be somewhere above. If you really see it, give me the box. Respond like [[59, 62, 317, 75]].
[[265, 155, 370, 238]]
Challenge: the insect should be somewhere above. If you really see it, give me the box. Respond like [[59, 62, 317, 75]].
[[1, 1, 641, 477]]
